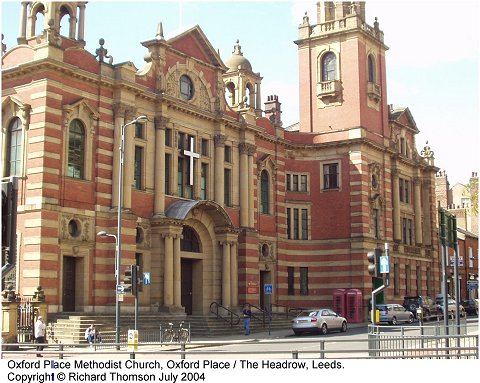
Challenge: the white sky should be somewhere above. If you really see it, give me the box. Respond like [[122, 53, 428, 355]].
[[1, 0, 478, 186]]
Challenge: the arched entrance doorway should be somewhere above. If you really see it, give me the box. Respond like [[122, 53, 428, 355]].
[[154, 200, 238, 314]]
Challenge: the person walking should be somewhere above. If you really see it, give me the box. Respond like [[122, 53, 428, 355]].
[[34, 316, 46, 357], [242, 304, 252, 335]]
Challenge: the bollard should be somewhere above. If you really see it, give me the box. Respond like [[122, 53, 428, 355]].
[[181, 343, 186, 359], [319, 340, 325, 359], [292, 350, 298, 359], [130, 352, 135, 359], [59, 344, 64, 359]]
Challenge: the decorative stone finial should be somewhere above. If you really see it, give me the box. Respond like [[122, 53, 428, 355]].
[[233, 40, 243, 56], [2, 34, 6, 55], [2, 284, 17, 302], [95, 38, 113, 64], [33, 286, 45, 302], [303, 12, 309, 25], [156, 22, 164, 40]]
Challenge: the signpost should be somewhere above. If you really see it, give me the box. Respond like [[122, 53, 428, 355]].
[[264, 284, 273, 335]]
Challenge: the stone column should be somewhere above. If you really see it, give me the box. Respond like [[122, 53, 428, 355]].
[[392, 170, 401, 242], [214, 134, 226, 205], [163, 234, 174, 307], [77, 3, 86, 42], [112, 104, 126, 209], [247, 145, 256, 228], [173, 234, 182, 308], [239, 143, 249, 227], [221, 241, 231, 308], [230, 242, 238, 307], [123, 108, 136, 210], [154, 116, 167, 215], [18, 2, 28, 44], [413, 177, 423, 245]]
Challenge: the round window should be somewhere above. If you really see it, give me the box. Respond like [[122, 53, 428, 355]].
[[68, 219, 80, 238], [180, 75, 194, 100], [261, 244, 270, 258]]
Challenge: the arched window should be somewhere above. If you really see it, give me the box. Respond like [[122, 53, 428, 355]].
[[322, 52, 337, 81], [68, 119, 85, 179], [181, 226, 200, 252], [6, 118, 23, 176], [260, 170, 269, 214], [180, 75, 194, 100], [368, 54, 375, 83], [225, 82, 236, 106]]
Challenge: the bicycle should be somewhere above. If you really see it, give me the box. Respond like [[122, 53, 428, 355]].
[[162, 323, 175, 343], [177, 321, 190, 343]]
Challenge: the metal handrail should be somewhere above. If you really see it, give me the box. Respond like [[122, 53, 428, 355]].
[[209, 302, 240, 328], [271, 303, 310, 318], [245, 302, 269, 326]]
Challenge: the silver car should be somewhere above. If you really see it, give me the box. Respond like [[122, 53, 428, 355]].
[[377, 304, 414, 325], [291, 308, 347, 335]]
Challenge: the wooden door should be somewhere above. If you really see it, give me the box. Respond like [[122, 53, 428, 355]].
[[62, 256, 76, 312], [181, 259, 193, 315]]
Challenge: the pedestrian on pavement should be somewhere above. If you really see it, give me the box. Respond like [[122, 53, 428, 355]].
[[34, 316, 46, 357], [242, 304, 252, 335]]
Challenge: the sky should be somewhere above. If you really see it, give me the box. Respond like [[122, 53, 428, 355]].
[[1, 0, 478, 186]]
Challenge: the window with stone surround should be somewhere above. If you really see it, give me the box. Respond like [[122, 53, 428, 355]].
[[6, 117, 22, 177], [67, 119, 85, 179]]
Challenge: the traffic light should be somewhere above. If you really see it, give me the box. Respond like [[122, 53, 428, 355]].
[[131, 264, 138, 297], [123, 265, 133, 293], [123, 265, 140, 296], [367, 248, 382, 277]]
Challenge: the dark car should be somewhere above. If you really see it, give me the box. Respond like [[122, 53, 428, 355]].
[[403, 295, 441, 320], [435, 295, 466, 318], [461, 299, 478, 316]]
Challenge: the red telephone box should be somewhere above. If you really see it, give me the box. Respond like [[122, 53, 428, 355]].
[[346, 289, 363, 323], [332, 289, 347, 318]]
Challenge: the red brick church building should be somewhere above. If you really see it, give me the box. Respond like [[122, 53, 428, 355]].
[[2, 1, 440, 320]]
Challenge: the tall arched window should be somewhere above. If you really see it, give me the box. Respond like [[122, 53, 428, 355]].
[[368, 54, 375, 83], [322, 52, 337, 81], [68, 119, 85, 179], [260, 170, 269, 214], [181, 226, 200, 252], [6, 117, 23, 176]]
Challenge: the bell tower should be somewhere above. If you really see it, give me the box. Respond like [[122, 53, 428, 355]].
[[296, 1, 388, 138], [17, 1, 87, 46], [223, 40, 263, 118]]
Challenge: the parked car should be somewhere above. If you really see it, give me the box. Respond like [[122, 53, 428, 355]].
[[376, 304, 414, 325], [291, 308, 347, 335], [435, 295, 466, 318], [403, 295, 442, 320], [460, 299, 478, 316]]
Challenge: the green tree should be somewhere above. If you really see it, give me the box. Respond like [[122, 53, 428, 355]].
[[464, 177, 478, 215]]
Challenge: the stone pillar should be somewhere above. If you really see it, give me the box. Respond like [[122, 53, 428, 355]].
[[77, 3, 86, 42], [392, 170, 401, 242], [422, 180, 433, 246], [173, 234, 182, 308], [163, 234, 174, 307], [221, 241, 231, 308], [154, 116, 167, 215], [239, 143, 249, 227], [214, 134, 226, 205], [123, 109, 136, 210], [18, 2, 28, 44], [230, 242, 238, 307], [112, 104, 126, 209], [414, 177, 423, 245], [1, 286, 19, 345], [247, 145, 256, 228]]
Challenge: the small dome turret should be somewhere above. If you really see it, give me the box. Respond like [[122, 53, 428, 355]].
[[225, 40, 252, 73]]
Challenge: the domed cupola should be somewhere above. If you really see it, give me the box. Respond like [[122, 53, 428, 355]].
[[225, 40, 252, 73], [223, 40, 262, 117]]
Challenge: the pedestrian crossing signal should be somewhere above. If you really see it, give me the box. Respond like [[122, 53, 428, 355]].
[[367, 248, 382, 278]]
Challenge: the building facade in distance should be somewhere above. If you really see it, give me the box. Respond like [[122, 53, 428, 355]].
[[2, 1, 440, 319]]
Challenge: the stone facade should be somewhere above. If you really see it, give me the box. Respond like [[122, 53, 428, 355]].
[[2, 1, 441, 319]]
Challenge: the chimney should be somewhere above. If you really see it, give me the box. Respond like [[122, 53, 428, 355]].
[[264, 95, 283, 127]]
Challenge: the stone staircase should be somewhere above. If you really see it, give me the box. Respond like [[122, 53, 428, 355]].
[[46, 311, 294, 344]]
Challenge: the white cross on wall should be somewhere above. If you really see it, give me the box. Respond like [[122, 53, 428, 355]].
[[183, 137, 200, 185]]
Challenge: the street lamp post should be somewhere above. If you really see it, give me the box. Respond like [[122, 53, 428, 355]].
[[97, 115, 147, 350]]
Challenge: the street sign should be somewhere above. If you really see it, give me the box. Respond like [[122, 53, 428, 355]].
[[143, 272, 151, 286], [264, 284, 273, 295], [467, 280, 478, 289], [116, 284, 125, 294], [379, 255, 389, 274]]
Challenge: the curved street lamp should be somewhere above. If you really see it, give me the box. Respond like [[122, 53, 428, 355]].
[[97, 115, 148, 350]]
